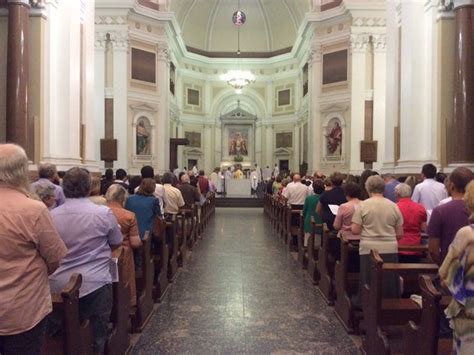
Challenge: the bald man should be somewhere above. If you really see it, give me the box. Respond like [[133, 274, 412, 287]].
[[282, 174, 309, 206], [178, 174, 201, 209]]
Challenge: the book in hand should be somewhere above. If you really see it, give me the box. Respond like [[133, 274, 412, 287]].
[[110, 258, 119, 282], [328, 204, 339, 216]]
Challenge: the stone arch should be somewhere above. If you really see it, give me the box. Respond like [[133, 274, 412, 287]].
[[210, 88, 267, 120]]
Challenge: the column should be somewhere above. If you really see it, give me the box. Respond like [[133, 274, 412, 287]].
[[397, 1, 431, 171], [203, 124, 213, 173], [308, 43, 322, 173], [255, 123, 262, 165], [6, 0, 30, 150], [155, 43, 170, 173], [372, 34, 387, 172], [293, 123, 300, 172], [94, 32, 106, 169], [382, 1, 399, 170], [111, 31, 128, 170], [177, 121, 184, 168], [448, 0, 474, 165], [265, 124, 273, 167], [349, 33, 369, 174]]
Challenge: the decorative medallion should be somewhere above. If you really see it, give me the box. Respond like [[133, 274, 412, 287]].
[[232, 10, 246, 26]]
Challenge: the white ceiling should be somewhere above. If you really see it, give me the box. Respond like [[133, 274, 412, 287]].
[[170, 0, 311, 54]]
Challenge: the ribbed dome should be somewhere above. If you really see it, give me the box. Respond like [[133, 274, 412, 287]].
[[170, 0, 310, 56]]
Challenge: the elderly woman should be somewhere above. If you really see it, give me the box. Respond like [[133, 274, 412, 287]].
[[31, 183, 56, 209], [351, 175, 404, 307], [440, 181, 474, 354], [105, 184, 142, 307], [395, 183, 427, 263]]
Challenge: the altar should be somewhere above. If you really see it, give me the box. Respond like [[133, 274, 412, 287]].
[[225, 178, 252, 197]]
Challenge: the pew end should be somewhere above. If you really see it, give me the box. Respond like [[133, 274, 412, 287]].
[[42, 273, 94, 355]]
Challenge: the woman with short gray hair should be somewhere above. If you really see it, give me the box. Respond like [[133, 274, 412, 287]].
[[395, 183, 427, 263], [351, 175, 404, 307], [106, 184, 141, 307]]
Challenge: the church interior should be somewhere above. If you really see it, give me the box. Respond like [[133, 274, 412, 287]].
[[1, 0, 474, 354]]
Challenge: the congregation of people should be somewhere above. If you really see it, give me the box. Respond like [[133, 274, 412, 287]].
[[0, 143, 216, 355], [2, 138, 474, 354], [266, 162, 474, 354]]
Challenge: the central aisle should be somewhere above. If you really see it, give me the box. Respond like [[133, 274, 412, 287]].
[[132, 208, 357, 354]]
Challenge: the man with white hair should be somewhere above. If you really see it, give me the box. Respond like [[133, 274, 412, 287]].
[[30, 162, 66, 209], [178, 174, 200, 209], [0, 144, 67, 354]]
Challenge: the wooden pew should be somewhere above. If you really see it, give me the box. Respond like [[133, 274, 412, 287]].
[[317, 228, 339, 305], [297, 212, 308, 268], [287, 205, 303, 252], [334, 242, 431, 335], [132, 232, 154, 332], [152, 222, 169, 302], [176, 212, 187, 267], [361, 250, 439, 355], [42, 274, 94, 355], [165, 214, 179, 282], [105, 248, 131, 355], [307, 221, 322, 284], [403, 275, 452, 355], [334, 234, 361, 333]]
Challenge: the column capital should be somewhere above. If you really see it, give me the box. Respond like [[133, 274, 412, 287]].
[[109, 31, 129, 51], [372, 34, 387, 53], [95, 31, 108, 50], [308, 43, 323, 65], [156, 43, 170, 64], [453, 0, 474, 9], [350, 33, 370, 53]]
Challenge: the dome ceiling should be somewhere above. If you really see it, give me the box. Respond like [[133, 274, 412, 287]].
[[170, 0, 311, 57]]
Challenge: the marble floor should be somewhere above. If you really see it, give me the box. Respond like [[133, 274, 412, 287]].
[[131, 208, 358, 355]]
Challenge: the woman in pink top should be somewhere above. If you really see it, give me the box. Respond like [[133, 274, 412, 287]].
[[334, 182, 361, 237]]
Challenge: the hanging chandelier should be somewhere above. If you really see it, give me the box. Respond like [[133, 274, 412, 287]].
[[220, 1, 255, 94]]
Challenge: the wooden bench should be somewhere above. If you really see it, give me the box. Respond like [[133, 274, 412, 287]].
[[164, 214, 179, 282], [41, 274, 94, 355], [334, 242, 431, 335], [105, 248, 131, 355], [403, 275, 452, 355], [176, 212, 187, 267], [334, 234, 361, 333], [361, 250, 439, 355], [287, 206, 303, 252], [296, 212, 308, 268], [317, 228, 339, 305], [307, 221, 322, 284], [132, 232, 154, 332], [152, 223, 169, 302]]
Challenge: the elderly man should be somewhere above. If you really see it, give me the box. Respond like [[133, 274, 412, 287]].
[[282, 174, 309, 207], [30, 162, 66, 209], [178, 174, 200, 209], [49, 167, 123, 354], [0, 144, 67, 355], [163, 172, 185, 215]]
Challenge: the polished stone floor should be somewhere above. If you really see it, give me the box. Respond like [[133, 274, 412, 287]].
[[131, 208, 358, 354]]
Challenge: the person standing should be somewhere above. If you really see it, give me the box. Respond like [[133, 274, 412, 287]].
[[282, 174, 309, 206], [30, 163, 66, 209], [317, 172, 347, 231], [302, 180, 325, 247], [427, 167, 473, 265], [382, 173, 400, 203], [49, 167, 123, 354], [273, 163, 280, 178], [333, 182, 362, 237], [395, 183, 427, 263], [412, 163, 448, 213], [0, 144, 67, 355]]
